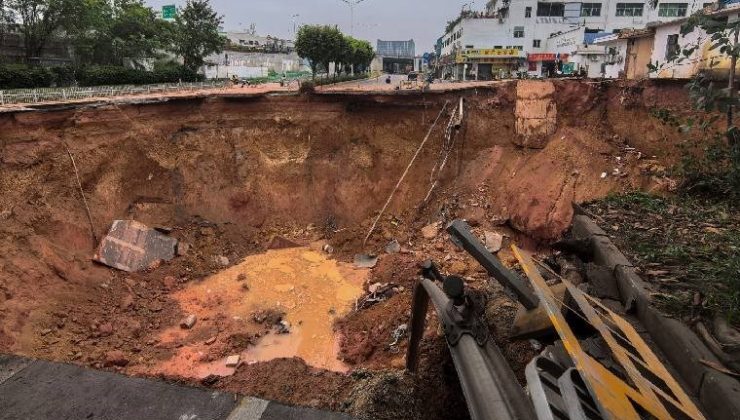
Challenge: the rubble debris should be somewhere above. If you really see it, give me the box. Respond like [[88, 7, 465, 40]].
[[104, 350, 129, 367], [204, 336, 216, 345], [93, 220, 177, 272], [225, 355, 240, 367], [277, 320, 291, 334], [389, 323, 408, 350], [251, 309, 285, 326], [266, 235, 301, 250], [484, 231, 503, 253], [200, 374, 220, 386], [354, 254, 379, 269], [162, 276, 177, 289], [214, 255, 230, 266], [421, 223, 440, 239], [385, 239, 401, 254], [176, 242, 190, 256], [180, 314, 197, 329], [322, 243, 334, 254]]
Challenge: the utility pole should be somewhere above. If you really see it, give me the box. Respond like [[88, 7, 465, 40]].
[[339, 0, 367, 36]]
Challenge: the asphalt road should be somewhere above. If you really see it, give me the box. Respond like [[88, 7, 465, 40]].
[[0, 354, 352, 420]]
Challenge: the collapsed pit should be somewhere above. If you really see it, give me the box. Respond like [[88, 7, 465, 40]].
[[0, 80, 692, 417]]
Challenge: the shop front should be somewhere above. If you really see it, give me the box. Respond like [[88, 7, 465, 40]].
[[456, 48, 526, 80], [527, 53, 570, 77]]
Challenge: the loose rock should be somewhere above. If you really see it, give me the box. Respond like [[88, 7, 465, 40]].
[[180, 314, 197, 329], [225, 354, 240, 367], [385, 239, 401, 254], [484, 231, 503, 253], [104, 350, 129, 367], [421, 223, 439, 239]]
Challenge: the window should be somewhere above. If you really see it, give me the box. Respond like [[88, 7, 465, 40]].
[[514, 46, 524, 50], [615, 3, 644, 16], [525, 6, 532, 17], [581, 3, 602, 16], [494, 45, 502, 49], [665, 34, 680, 60], [533, 39, 541, 48], [513, 26, 525, 38], [465, 45, 474, 48], [537, 2, 565, 16], [658, 3, 688, 17], [702, 2, 713, 7]]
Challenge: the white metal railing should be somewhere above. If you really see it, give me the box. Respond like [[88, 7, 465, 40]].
[[0, 80, 230, 106]]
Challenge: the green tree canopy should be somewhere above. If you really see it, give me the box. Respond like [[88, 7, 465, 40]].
[[295, 24, 344, 77], [6, 0, 86, 62], [172, 0, 225, 71], [68, 0, 172, 67], [295, 25, 374, 77]]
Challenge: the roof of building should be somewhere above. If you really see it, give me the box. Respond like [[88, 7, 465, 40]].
[[646, 3, 740, 29], [593, 27, 653, 44], [584, 31, 613, 45]]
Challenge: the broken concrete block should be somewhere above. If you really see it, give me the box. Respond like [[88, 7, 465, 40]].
[[385, 239, 401, 254], [93, 220, 177, 272], [354, 254, 378, 269], [214, 255, 229, 266], [180, 314, 197, 329], [225, 355, 240, 367]]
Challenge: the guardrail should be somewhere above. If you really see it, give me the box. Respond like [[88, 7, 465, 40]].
[[0, 80, 230, 106]]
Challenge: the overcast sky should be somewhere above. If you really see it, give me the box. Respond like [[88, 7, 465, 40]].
[[145, 0, 472, 52]]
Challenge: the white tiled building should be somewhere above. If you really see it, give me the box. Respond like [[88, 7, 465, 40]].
[[438, 0, 712, 79]]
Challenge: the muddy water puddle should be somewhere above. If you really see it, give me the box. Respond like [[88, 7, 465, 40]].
[[144, 247, 367, 378]]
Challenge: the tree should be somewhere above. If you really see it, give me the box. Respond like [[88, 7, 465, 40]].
[[348, 37, 374, 72], [172, 0, 225, 71], [295, 25, 344, 78], [7, 0, 85, 63], [650, 10, 740, 196], [67, 0, 175, 67]]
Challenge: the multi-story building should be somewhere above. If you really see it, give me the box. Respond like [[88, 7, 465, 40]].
[[376, 40, 416, 73], [438, 0, 711, 79]]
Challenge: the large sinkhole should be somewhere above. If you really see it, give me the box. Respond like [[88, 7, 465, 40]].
[[0, 81, 688, 418]]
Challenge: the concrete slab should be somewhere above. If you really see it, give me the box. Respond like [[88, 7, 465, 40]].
[[0, 357, 237, 420]]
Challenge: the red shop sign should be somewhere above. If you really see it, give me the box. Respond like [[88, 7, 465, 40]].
[[528, 53, 568, 62]]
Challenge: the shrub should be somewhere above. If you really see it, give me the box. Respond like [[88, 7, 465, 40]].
[[313, 73, 368, 87], [299, 80, 315, 94], [0, 64, 205, 89], [0, 65, 54, 89]]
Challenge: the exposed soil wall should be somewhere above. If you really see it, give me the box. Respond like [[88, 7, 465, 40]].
[[0, 79, 697, 416]]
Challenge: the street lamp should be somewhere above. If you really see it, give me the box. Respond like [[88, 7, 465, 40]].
[[291, 14, 300, 37], [339, 0, 367, 36]]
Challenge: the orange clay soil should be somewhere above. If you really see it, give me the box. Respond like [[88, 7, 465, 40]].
[[0, 79, 698, 417]]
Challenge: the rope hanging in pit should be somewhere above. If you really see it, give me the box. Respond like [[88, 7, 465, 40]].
[[362, 101, 450, 247], [422, 97, 464, 206]]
